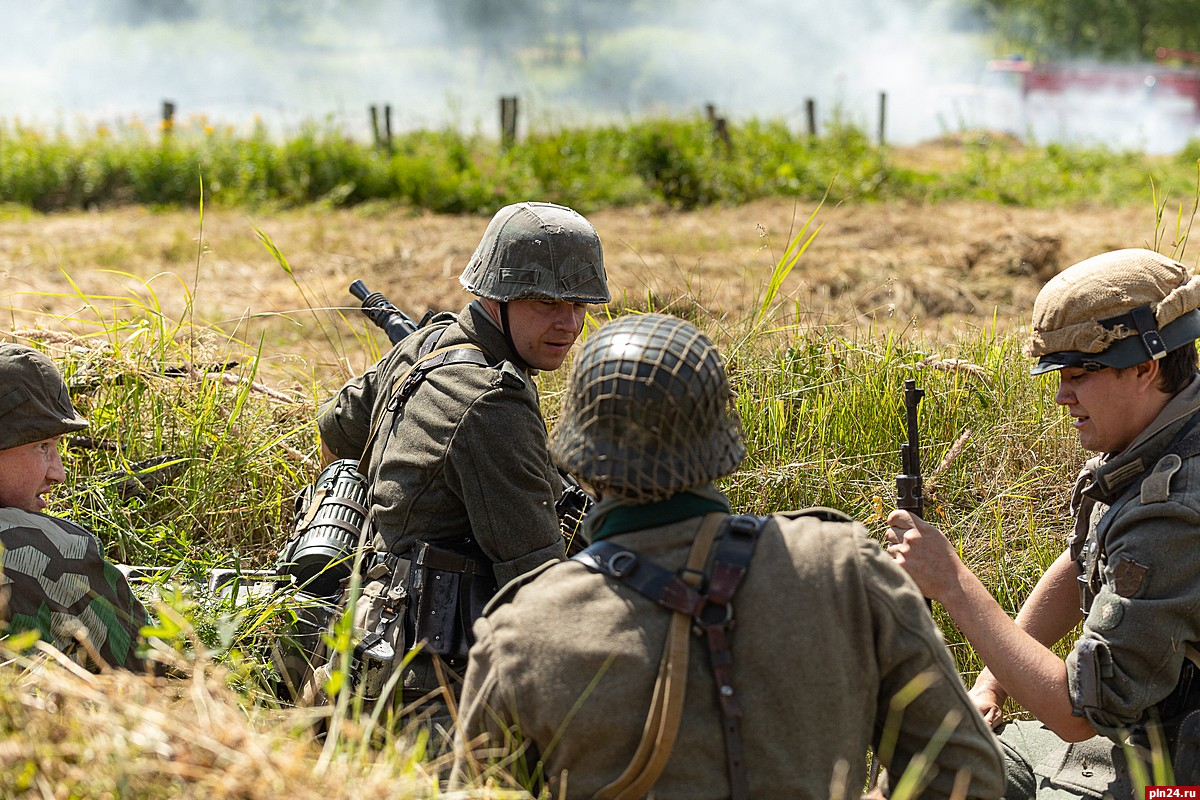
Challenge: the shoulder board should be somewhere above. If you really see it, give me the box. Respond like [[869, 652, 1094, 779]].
[[482, 558, 559, 616], [497, 360, 530, 390], [774, 506, 855, 524], [1136, 412, 1200, 504], [1141, 453, 1183, 504]]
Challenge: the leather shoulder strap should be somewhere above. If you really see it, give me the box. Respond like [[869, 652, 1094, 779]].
[[358, 324, 491, 471], [575, 513, 766, 800]]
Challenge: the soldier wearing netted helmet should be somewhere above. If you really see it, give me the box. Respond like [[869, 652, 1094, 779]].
[[886, 248, 1200, 796], [316, 202, 609, 735], [453, 313, 1003, 799], [0, 343, 150, 672]]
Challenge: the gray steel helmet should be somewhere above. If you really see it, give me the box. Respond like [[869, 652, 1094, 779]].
[[0, 344, 88, 451], [1028, 248, 1200, 375], [460, 202, 610, 304], [550, 314, 745, 503]]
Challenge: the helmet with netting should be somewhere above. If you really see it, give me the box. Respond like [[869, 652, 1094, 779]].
[[1028, 248, 1200, 375], [550, 314, 745, 503], [460, 202, 610, 304], [0, 343, 88, 451]]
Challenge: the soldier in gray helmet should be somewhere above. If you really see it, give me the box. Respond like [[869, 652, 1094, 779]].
[[453, 313, 1003, 799], [887, 248, 1200, 797], [315, 202, 609, 734], [0, 343, 150, 672]]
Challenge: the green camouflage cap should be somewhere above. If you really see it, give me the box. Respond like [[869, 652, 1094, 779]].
[[0, 344, 88, 450], [1029, 249, 1200, 375], [460, 202, 610, 304], [550, 314, 745, 503]]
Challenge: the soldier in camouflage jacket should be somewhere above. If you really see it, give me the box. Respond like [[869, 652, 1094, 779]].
[[0, 343, 149, 672]]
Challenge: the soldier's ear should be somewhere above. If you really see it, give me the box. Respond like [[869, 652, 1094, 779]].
[[1131, 358, 1159, 383]]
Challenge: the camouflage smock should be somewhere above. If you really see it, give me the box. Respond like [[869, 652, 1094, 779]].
[[0, 507, 149, 671], [453, 495, 1004, 799], [318, 302, 564, 586]]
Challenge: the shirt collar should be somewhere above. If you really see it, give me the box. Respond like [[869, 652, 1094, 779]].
[[584, 484, 732, 542]]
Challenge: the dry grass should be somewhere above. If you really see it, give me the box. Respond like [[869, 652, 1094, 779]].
[[0, 198, 1161, 389], [0, 642, 528, 800]]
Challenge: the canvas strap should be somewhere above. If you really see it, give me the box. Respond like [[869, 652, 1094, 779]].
[[358, 325, 488, 472]]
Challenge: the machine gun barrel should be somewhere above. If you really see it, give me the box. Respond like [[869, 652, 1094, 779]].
[[349, 279, 422, 345]]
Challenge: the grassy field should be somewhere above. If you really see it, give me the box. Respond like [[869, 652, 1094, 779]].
[[2, 222, 1086, 798], [2, 119, 1198, 796]]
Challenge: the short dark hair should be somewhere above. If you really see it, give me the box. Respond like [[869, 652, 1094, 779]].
[[1159, 342, 1199, 395]]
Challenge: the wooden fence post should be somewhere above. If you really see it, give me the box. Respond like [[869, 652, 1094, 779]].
[[369, 104, 380, 148], [500, 96, 519, 149], [806, 98, 817, 137], [705, 103, 732, 155], [878, 92, 887, 146], [383, 103, 394, 153], [161, 100, 176, 139]]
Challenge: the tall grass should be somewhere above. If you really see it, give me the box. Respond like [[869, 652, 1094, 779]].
[[3, 114, 1199, 212]]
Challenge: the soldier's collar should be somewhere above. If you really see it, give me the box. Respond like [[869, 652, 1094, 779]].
[[463, 301, 532, 373], [586, 488, 731, 542]]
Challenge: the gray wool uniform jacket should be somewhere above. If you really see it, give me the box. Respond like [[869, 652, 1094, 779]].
[[317, 301, 565, 586], [452, 497, 1004, 799], [1067, 375, 1200, 743]]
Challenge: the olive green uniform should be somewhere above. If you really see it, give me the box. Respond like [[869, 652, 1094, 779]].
[[1001, 375, 1200, 798], [318, 301, 565, 586], [454, 492, 1004, 799], [1, 507, 149, 672]]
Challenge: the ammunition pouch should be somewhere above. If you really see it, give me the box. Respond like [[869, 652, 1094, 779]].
[[408, 539, 497, 663], [294, 557, 410, 706], [288, 534, 498, 707], [348, 558, 411, 701]]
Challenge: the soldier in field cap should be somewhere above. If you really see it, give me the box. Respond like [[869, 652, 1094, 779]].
[[453, 313, 1002, 799], [887, 248, 1200, 796], [0, 343, 150, 672]]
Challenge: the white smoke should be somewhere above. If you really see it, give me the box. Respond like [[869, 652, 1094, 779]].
[[0, 0, 1195, 153]]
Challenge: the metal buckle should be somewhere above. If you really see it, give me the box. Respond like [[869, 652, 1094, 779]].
[[606, 550, 638, 577]]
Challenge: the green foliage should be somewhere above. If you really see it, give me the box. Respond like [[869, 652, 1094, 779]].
[[33, 277, 321, 571], [5, 116, 1198, 213], [983, 0, 1200, 60]]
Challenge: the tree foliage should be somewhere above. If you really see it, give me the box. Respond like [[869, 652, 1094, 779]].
[[979, 0, 1200, 61]]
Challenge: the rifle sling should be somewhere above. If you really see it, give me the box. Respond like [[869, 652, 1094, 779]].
[[573, 512, 765, 800], [358, 324, 489, 472]]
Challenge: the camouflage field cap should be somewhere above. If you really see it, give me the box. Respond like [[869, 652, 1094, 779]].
[[460, 202, 610, 304], [550, 314, 745, 504], [1029, 248, 1200, 375], [0, 344, 88, 450]]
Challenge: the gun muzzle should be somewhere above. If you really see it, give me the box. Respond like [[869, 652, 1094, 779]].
[[348, 280, 419, 345]]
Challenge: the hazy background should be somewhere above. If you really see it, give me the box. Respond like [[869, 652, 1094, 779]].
[[1, 0, 1198, 153]]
